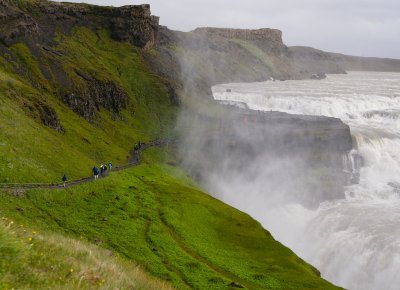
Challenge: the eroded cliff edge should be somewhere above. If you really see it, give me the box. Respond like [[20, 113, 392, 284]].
[[0, 0, 162, 124], [0, 0, 159, 49]]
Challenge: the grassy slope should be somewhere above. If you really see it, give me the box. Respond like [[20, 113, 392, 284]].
[[0, 28, 175, 183], [0, 218, 173, 290], [0, 15, 341, 289], [0, 149, 340, 290]]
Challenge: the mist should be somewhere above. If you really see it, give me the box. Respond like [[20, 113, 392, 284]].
[[171, 27, 400, 289], [176, 105, 349, 209], [173, 31, 350, 207]]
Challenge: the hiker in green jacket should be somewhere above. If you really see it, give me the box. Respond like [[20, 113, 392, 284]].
[[134, 141, 141, 152]]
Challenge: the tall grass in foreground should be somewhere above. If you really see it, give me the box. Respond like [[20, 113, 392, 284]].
[[0, 217, 173, 289]]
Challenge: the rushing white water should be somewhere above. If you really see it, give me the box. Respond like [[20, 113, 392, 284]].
[[212, 72, 400, 290]]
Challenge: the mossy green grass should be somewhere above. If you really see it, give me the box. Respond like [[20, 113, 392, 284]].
[[0, 151, 341, 289], [0, 27, 175, 183], [0, 15, 341, 290]]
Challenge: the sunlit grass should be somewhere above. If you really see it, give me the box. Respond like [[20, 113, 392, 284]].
[[0, 217, 173, 289]]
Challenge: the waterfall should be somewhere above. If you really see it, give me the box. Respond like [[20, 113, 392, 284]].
[[211, 71, 400, 290]]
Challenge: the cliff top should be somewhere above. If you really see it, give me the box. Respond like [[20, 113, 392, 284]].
[[193, 27, 283, 43]]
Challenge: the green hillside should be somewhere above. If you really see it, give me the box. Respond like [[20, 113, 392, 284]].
[[0, 27, 175, 183], [0, 2, 341, 289], [0, 149, 340, 289]]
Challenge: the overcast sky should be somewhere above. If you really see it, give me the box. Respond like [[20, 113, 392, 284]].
[[57, 0, 400, 58]]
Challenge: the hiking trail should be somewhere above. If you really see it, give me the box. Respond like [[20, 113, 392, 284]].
[[0, 139, 172, 190]]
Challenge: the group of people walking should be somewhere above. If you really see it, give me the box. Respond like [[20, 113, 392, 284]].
[[92, 162, 113, 180], [61, 161, 113, 187], [61, 141, 143, 187]]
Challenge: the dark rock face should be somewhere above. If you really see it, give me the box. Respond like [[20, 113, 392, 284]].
[[0, 0, 40, 45], [63, 79, 129, 120], [178, 104, 353, 208], [0, 1, 159, 50], [110, 5, 159, 50], [0, 1, 148, 126], [36, 102, 64, 133], [310, 73, 327, 80], [22, 100, 64, 132]]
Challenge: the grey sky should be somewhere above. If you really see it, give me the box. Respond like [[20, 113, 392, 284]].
[[56, 0, 400, 58]]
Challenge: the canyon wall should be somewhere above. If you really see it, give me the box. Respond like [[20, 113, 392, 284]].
[[177, 103, 353, 208]]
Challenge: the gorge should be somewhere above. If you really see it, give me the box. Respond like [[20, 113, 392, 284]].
[[1, 1, 400, 289]]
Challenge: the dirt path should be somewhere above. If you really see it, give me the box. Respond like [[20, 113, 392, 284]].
[[0, 139, 172, 190]]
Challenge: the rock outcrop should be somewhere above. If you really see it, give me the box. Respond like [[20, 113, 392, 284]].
[[109, 5, 159, 50], [20, 99, 64, 132], [0, 0, 40, 45], [63, 79, 129, 121], [0, 0, 159, 128], [35, 102, 64, 133], [0, 0, 159, 50]]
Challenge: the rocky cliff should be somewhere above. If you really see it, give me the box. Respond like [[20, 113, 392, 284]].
[[0, 0, 162, 126], [148, 26, 301, 101], [0, 0, 159, 49], [290, 46, 400, 73]]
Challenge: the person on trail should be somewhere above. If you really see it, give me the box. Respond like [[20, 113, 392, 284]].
[[93, 166, 99, 180], [108, 161, 112, 170], [62, 174, 67, 187], [134, 141, 142, 152], [104, 165, 108, 176], [100, 164, 104, 177]]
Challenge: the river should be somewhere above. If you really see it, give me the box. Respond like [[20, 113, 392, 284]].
[[212, 71, 400, 290]]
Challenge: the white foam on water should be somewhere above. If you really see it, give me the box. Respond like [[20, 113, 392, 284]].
[[212, 72, 400, 290]]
